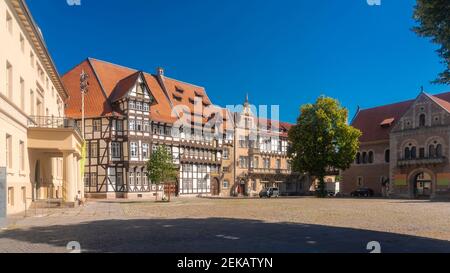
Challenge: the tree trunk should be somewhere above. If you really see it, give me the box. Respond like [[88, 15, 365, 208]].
[[317, 175, 327, 198], [155, 184, 158, 202]]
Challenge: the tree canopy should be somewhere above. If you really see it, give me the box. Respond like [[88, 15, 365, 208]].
[[413, 0, 450, 84], [146, 146, 178, 186], [288, 96, 361, 197]]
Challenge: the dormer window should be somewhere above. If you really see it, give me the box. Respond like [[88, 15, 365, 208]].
[[173, 94, 182, 102], [175, 87, 184, 94]]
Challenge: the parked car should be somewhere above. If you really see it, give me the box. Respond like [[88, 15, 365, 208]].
[[351, 188, 374, 197], [259, 187, 280, 198]]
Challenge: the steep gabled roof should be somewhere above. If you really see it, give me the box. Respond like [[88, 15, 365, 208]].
[[62, 59, 119, 119], [109, 71, 141, 102], [352, 91, 450, 143]]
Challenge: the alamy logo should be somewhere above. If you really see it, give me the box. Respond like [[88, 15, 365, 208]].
[[67, 0, 81, 6], [367, 0, 381, 6]]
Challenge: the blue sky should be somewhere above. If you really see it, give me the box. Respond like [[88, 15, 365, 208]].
[[27, 0, 448, 123]]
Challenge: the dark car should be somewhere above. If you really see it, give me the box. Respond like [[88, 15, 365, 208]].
[[351, 188, 374, 197], [259, 187, 280, 198]]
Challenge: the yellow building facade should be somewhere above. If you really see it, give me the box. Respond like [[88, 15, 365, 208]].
[[0, 0, 83, 215]]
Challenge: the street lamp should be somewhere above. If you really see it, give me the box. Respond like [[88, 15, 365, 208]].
[[80, 70, 89, 137]]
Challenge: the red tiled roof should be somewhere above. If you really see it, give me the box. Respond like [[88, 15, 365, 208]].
[[62, 60, 119, 119], [352, 91, 450, 143]]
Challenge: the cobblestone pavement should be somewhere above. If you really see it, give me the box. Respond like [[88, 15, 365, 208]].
[[0, 197, 450, 253]]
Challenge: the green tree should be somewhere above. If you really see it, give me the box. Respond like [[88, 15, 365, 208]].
[[412, 0, 450, 84], [288, 96, 361, 197], [146, 146, 178, 202]]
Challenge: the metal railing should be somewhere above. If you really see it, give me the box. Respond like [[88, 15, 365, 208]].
[[28, 116, 82, 136], [249, 168, 292, 175], [398, 156, 446, 167]]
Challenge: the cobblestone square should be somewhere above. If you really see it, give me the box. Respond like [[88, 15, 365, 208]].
[[0, 197, 449, 253]]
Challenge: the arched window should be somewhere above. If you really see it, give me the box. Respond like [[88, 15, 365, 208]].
[[385, 149, 390, 163], [356, 152, 361, 164], [368, 151, 374, 164], [362, 152, 368, 164], [405, 147, 411, 160], [436, 144, 443, 158], [419, 114, 426, 127], [429, 145, 436, 158], [411, 147, 417, 159]]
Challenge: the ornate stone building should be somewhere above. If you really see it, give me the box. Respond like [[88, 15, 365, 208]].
[[342, 91, 450, 200]]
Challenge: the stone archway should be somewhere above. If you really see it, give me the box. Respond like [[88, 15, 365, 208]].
[[409, 169, 435, 199]]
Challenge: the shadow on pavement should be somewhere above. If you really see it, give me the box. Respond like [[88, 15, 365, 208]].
[[0, 217, 449, 253]]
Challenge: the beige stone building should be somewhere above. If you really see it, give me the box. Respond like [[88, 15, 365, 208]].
[[342, 91, 450, 200], [0, 0, 83, 215], [224, 96, 310, 197]]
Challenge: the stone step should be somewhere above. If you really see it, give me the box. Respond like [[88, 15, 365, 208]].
[[30, 199, 64, 209]]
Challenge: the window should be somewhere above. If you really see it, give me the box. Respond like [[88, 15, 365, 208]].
[[223, 180, 229, 189], [30, 52, 35, 67], [93, 119, 101, 132], [411, 147, 417, 159], [263, 158, 270, 169], [87, 173, 96, 187], [136, 120, 142, 131], [368, 151, 374, 164], [84, 173, 90, 187], [136, 102, 143, 111], [419, 114, 426, 127], [30, 90, 34, 115], [223, 149, 229, 160], [142, 143, 149, 159], [136, 172, 141, 186], [129, 101, 135, 110], [405, 147, 411, 160], [357, 177, 363, 187], [8, 187, 14, 206], [111, 142, 121, 158], [143, 121, 150, 132], [20, 34, 25, 53], [6, 135, 12, 169], [385, 150, 390, 163], [129, 119, 136, 131], [356, 152, 361, 164], [6, 12, 12, 34], [20, 78, 25, 110], [19, 141, 24, 171], [143, 103, 149, 112], [129, 172, 135, 186], [130, 142, 138, 158], [436, 144, 443, 158], [116, 120, 123, 131], [6, 61, 13, 99], [89, 141, 98, 158], [362, 152, 368, 164], [276, 159, 281, 169], [239, 156, 248, 168]]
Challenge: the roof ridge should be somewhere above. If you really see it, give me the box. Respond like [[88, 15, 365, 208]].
[[163, 76, 206, 90], [359, 91, 450, 112], [87, 57, 139, 73]]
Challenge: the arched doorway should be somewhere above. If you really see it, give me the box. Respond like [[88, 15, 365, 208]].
[[413, 172, 433, 199], [211, 178, 220, 196], [238, 179, 247, 196]]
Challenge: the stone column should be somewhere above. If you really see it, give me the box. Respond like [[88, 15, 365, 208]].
[[63, 152, 76, 204], [77, 156, 84, 199]]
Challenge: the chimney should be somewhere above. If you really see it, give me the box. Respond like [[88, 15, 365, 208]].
[[157, 67, 164, 77]]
